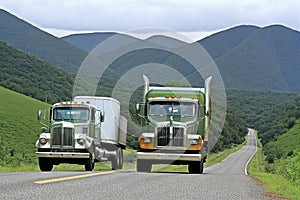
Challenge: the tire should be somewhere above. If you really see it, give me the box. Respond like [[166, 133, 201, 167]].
[[112, 147, 123, 170], [38, 158, 53, 172], [136, 159, 152, 173], [84, 146, 95, 171], [188, 159, 204, 174], [84, 155, 95, 171]]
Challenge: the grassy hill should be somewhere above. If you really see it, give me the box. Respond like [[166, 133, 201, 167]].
[[0, 9, 87, 73], [0, 40, 75, 103], [0, 87, 49, 167], [248, 122, 300, 200]]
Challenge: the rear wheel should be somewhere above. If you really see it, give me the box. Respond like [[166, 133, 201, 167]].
[[112, 147, 123, 170], [136, 159, 152, 173], [38, 158, 53, 172]]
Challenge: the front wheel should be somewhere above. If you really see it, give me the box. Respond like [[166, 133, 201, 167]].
[[38, 158, 53, 172], [85, 152, 95, 171]]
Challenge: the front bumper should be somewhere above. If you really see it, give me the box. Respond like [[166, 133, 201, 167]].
[[137, 152, 202, 161], [36, 152, 90, 159]]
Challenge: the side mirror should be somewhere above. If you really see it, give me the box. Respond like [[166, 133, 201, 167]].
[[41, 127, 47, 133], [37, 110, 42, 121], [100, 111, 105, 122]]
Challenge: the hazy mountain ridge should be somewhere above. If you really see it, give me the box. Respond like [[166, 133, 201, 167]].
[[63, 24, 300, 92], [0, 9, 87, 73]]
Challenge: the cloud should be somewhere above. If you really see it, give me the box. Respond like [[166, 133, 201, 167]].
[[1, 0, 299, 34]]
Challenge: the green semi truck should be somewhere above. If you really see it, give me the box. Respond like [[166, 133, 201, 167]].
[[136, 75, 212, 174]]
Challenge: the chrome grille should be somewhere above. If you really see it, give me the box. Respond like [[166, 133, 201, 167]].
[[52, 127, 62, 145], [157, 127, 184, 147], [52, 127, 73, 147], [63, 128, 73, 146]]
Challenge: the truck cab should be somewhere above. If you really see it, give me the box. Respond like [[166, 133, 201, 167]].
[[36, 102, 103, 171], [136, 75, 211, 174]]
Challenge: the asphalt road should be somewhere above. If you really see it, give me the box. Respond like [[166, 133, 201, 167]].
[[0, 129, 273, 200]]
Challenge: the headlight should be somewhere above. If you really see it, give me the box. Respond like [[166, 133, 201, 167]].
[[77, 138, 85, 145], [39, 137, 47, 145], [139, 133, 154, 149], [143, 137, 152, 144], [187, 135, 202, 150], [190, 139, 199, 145]]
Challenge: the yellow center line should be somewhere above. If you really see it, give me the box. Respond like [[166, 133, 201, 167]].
[[34, 171, 116, 184]]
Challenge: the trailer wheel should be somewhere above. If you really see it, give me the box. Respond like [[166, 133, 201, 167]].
[[188, 159, 204, 174], [38, 158, 53, 172], [112, 147, 123, 170], [136, 159, 152, 173]]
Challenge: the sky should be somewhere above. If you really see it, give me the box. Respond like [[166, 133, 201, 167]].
[[1, 0, 300, 41]]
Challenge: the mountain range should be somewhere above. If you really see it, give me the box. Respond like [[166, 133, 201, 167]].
[[62, 25, 300, 93], [0, 9, 87, 73], [0, 8, 300, 94]]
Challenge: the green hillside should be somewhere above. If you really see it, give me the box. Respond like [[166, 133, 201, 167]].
[[227, 90, 300, 145], [0, 87, 49, 166], [200, 25, 260, 59], [249, 121, 300, 200], [0, 9, 87, 73], [0, 40, 75, 103], [213, 25, 300, 92]]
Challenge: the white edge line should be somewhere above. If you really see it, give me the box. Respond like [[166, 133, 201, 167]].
[[244, 129, 258, 175]]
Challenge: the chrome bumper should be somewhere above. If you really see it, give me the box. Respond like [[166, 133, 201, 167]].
[[36, 152, 90, 159], [137, 152, 202, 161]]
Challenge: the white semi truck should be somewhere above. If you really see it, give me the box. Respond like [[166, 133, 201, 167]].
[[35, 96, 127, 171]]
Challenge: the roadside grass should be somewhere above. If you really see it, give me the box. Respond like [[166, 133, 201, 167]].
[[248, 131, 300, 200]]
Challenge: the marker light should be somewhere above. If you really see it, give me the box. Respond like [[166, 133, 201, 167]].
[[188, 136, 202, 151]]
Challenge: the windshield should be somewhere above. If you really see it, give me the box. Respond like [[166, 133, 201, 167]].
[[149, 101, 196, 118], [53, 107, 90, 122]]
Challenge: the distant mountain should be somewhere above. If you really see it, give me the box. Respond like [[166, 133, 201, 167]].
[[200, 25, 300, 92], [199, 25, 260, 59], [62, 32, 117, 52], [64, 25, 300, 92], [0, 9, 87, 73]]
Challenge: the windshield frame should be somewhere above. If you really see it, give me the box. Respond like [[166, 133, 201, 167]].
[[148, 100, 197, 119], [52, 106, 90, 122]]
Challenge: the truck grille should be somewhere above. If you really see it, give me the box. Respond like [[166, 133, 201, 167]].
[[52, 127, 73, 147], [157, 127, 184, 147]]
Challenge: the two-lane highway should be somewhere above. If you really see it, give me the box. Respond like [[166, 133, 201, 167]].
[[0, 129, 273, 200]]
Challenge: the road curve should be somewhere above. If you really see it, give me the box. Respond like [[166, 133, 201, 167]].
[[0, 129, 273, 200]]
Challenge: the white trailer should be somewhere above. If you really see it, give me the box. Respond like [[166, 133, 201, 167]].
[[73, 96, 127, 169]]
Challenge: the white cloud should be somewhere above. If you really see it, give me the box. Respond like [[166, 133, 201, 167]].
[[1, 0, 299, 36]]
